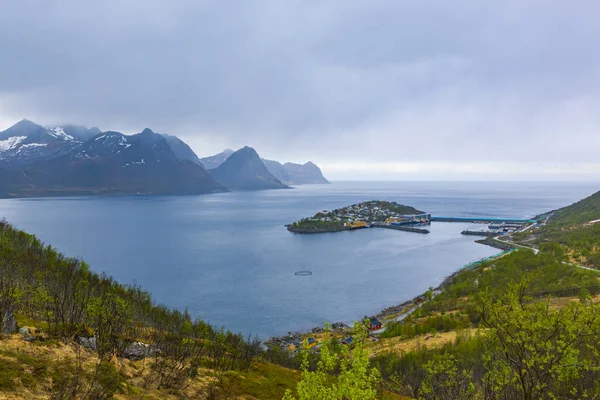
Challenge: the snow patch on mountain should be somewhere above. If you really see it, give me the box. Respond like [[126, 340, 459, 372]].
[[47, 127, 75, 141], [19, 143, 47, 150], [122, 159, 145, 167], [0, 136, 26, 151]]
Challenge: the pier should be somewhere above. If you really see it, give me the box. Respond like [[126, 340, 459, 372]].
[[461, 230, 497, 237]]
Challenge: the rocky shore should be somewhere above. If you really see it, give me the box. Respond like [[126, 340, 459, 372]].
[[475, 237, 515, 250], [266, 245, 513, 351], [286, 224, 349, 234]]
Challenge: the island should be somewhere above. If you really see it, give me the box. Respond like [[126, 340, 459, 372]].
[[287, 200, 431, 234]]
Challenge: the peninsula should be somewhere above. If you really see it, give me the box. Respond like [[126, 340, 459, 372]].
[[287, 200, 431, 233]]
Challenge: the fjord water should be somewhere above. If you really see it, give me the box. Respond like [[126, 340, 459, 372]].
[[0, 181, 598, 338]]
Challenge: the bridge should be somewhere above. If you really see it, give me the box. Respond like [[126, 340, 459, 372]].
[[431, 216, 536, 224]]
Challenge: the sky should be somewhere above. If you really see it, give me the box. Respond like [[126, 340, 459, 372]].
[[1, 0, 600, 181]]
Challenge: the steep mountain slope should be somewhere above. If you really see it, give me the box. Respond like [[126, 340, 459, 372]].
[[209, 147, 289, 190], [200, 149, 234, 169], [0, 128, 227, 197], [161, 134, 204, 166], [283, 162, 329, 184], [262, 159, 289, 184], [0, 119, 89, 166]]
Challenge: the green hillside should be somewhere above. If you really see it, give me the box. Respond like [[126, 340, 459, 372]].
[[547, 190, 600, 228]]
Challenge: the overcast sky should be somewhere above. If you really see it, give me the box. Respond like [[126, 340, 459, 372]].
[[1, 1, 599, 180]]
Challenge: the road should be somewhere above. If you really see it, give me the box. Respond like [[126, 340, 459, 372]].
[[493, 234, 540, 254]]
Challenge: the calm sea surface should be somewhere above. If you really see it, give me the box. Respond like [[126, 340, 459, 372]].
[[0, 181, 598, 338]]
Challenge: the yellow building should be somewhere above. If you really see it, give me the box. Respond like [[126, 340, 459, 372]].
[[345, 221, 367, 229]]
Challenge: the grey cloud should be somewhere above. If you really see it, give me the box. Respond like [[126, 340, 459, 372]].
[[1, 0, 600, 174]]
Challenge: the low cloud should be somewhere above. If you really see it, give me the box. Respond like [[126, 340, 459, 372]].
[[1, 0, 599, 179]]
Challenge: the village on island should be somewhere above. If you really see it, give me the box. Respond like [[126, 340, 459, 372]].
[[286, 200, 432, 234]]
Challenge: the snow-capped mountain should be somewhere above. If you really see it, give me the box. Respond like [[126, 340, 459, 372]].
[[0, 120, 100, 166], [0, 127, 227, 197]]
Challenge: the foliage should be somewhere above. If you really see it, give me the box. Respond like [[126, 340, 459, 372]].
[[381, 314, 470, 339], [374, 284, 600, 399], [0, 219, 261, 398], [420, 354, 475, 400], [419, 249, 599, 319], [283, 321, 380, 400], [546, 190, 600, 228]]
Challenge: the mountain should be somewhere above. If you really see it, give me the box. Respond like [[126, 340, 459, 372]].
[[201, 149, 330, 185], [261, 159, 289, 184], [161, 134, 203, 166], [261, 156, 329, 185], [60, 124, 102, 142], [283, 162, 329, 184], [0, 119, 93, 167], [0, 128, 227, 197], [200, 149, 234, 169], [209, 146, 290, 190], [262, 160, 329, 185]]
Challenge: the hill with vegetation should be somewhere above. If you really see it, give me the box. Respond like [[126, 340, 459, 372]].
[[288, 200, 423, 233], [0, 220, 303, 399], [512, 189, 600, 269], [547, 190, 600, 228]]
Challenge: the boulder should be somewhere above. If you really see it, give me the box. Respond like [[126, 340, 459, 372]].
[[121, 342, 159, 361], [1, 312, 17, 334], [77, 336, 98, 351]]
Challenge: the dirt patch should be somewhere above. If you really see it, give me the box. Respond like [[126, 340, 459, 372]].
[[368, 329, 478, 357]]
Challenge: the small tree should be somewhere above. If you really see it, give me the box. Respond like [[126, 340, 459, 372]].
[[283, 321, 380, 400], [477, 284, 600, 399], [420, 354, 475, 400]]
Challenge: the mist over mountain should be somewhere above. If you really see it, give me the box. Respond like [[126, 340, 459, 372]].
[[0, 119, 98, 167], [200, 149, 234, 170]]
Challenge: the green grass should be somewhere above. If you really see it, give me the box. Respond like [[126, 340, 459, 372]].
[[548, 190, 600, 228], [0, 349, 52, 391], [234, 362, 300, 399]]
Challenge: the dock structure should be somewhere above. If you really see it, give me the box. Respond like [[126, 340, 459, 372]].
[[431, 216, 536, 224]]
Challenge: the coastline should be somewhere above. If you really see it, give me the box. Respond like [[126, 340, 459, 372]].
[[265, 239, 516, 349]]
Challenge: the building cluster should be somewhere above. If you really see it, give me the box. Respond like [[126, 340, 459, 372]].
[[288, 318, 383, 353], [300, 202, 430, 228], [488, 222, 525, 234]]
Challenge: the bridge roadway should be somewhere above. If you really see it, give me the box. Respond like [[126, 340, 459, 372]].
[[431, 216, 536, 224]]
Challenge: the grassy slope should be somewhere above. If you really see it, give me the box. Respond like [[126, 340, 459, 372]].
[[539, 189, 600, 267], [547, 190, 600, 229], [0, 326, 300, 400]]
